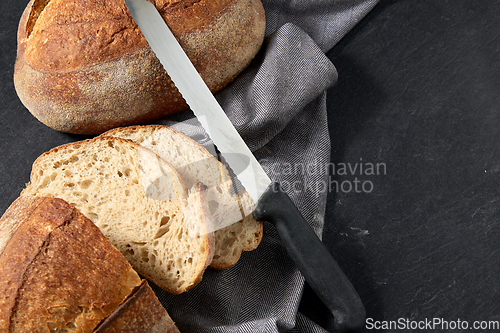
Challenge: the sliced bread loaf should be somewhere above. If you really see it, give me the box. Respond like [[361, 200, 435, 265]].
[[0, 196, 180, 332], [21, 136, 214, 294], [102, 125, 263, 269]]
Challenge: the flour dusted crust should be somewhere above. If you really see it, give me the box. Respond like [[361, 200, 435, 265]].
[[21, 136, 214, 294], [93, 280, 181, 333], [102, 125, 263, 269], [14, 0, 266, 134], [0, 196, 141, 331], [0, 196, 181, 332]]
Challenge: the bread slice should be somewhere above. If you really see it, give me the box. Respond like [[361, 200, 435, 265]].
[[21, 136, 214, 294], [0, 196, 179, 332], [102, 125, 263, 269]]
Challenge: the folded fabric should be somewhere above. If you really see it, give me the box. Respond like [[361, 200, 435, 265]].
[[156, 1, 379, 332]]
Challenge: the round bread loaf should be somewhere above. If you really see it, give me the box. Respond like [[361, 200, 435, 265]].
[[14, 0, 266, 134]]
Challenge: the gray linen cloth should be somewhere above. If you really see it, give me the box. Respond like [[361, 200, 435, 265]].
[[155, 1, 379, 332]]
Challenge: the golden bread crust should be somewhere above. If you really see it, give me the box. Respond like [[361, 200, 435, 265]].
[[94, 280, 181, 333], [14, 0, 266, 134], [0, 196, 142, 332]]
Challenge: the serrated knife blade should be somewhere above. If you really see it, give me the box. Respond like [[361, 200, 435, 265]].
[[124, 0, 270, 203], [125, 0, 365, 330]]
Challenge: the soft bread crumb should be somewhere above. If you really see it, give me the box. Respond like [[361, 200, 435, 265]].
[[101, 125, 263, 269], [22, 136, 214, 294]]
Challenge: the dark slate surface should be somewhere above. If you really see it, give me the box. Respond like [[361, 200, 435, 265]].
[[1, 0, 499, 332], [300, 0, 500, 331]]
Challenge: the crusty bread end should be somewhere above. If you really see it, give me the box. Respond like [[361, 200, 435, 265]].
[[0, 196, 142, 332]]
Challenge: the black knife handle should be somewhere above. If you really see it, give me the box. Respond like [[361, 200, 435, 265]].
[[253, 182, 365, 332]]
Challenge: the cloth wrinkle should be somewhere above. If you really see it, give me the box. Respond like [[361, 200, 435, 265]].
[[156, 1, 379, 332]]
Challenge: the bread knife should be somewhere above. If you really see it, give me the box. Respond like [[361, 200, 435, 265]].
[[124, 0, 365, 330]]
